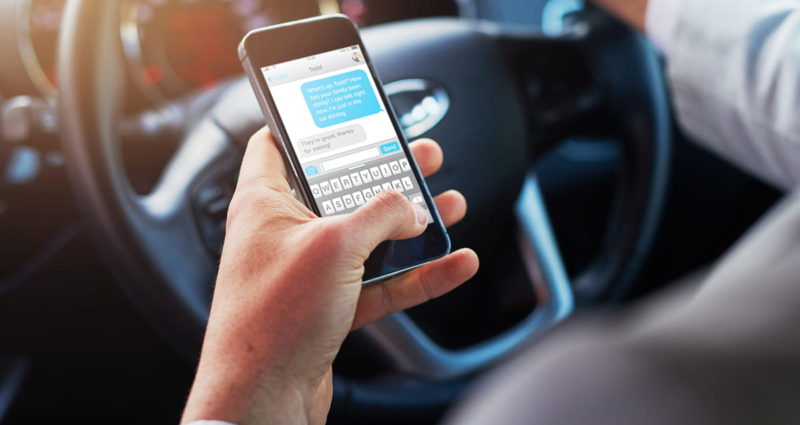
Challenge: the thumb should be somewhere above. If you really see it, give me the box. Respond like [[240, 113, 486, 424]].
[[237, 127, 290, 191], [332, 189, 429, 255]]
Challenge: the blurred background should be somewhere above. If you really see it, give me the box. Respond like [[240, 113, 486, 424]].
[[0, 0, 780, 424]]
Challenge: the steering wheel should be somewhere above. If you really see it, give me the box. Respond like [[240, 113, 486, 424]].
[[58, 1, 669, 422]]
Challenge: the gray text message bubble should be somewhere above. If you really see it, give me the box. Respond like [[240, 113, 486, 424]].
[[296, 123, 367, 158]]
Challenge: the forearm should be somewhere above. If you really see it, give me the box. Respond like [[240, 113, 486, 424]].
[[595, 0, 800, 187], [181, 311, 326, 425], [666, 0, 800, 188], [590, 0, 648, 31]]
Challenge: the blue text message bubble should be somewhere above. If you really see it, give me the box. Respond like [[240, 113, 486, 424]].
[[301, 69, 382, 128]]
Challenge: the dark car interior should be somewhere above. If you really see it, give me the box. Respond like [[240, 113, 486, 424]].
[[0, 0, 782, 424]]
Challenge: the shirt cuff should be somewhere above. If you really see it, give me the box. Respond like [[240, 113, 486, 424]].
[[645, 0, 686, 55]]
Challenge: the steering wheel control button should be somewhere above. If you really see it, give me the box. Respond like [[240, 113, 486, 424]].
[[195, 182, 225, 205], [1, 97, 58, 148], [193, 179, 233, 254], [205, 198, 230, 221]]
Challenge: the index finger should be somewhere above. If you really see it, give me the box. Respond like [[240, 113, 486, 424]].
[[237, 127, 291, 191], [409, 139, 443, 178]]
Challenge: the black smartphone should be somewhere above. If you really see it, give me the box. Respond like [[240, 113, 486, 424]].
[[239, 14, 450, 284]]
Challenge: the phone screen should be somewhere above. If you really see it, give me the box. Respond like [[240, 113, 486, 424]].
[[262, 45, 433, 221]]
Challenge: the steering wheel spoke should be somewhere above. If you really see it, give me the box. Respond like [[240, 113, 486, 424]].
[[364, 175, 574, 380], [141, 121, 234, 219]]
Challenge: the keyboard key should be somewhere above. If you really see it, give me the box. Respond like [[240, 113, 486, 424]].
[[363, 188, 374, 200], [353, 191, 365, 205], [382, 182, 392, 190], [343, 194, 355, 209], [322, 200, 335, 215], [341, 175, 353, 189], [331, 178, 343, 193], [320, 181, 332, 195], [360, 169, 373, 183], [408, 194, 432, 223], [370, 167, 382, 181], [390, 161, 402, 175], [380, 164, 392, 178], [373, 185, 383, 194], [310, 184, 322, 198], [402, 177, 414, 191], [400, 158, 411, 171], [350, 172, 363, 186], [332, 197, 345, 212], [392, 179, 404, 192]]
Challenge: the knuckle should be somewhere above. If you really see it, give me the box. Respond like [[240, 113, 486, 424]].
[[373, 190, 410, 216], [379, 281, 396, 315], [249, 126, 271, 143], [226, 183, 299, 230], [225, 191, 254, 225], [418, 267, 437, 302], [313, 220, 348, 247]]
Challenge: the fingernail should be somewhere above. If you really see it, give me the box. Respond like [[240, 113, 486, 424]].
[[413, 202, 428, 226]]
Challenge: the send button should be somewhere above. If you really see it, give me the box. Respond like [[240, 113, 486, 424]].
[[380, 142, 400, 154]]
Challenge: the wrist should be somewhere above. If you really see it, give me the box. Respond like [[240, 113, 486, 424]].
[[182, 315, 328, 425], [182, 354, 326, 425]]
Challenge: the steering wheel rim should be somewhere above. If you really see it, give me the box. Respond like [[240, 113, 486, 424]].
[[57, 1, 669, 421]]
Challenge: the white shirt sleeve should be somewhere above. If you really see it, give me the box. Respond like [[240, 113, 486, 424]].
[[645, 0, 685, 55], [649, 0, 800, 188]]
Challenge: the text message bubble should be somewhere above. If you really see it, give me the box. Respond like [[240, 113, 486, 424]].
[[301, 69, 382, 128], [296, 123, 367, 158]]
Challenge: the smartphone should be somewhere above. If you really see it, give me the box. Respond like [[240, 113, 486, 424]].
[[239, 14, 450, 284]]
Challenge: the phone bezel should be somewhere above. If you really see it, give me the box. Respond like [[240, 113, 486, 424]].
[[239, 15, 451, 283]]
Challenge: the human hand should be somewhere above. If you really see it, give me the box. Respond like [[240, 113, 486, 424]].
[[181, 128, 479, 425]]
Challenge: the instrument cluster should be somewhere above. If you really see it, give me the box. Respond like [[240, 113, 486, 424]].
[[13, 0, 318, 104]]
